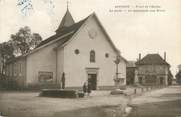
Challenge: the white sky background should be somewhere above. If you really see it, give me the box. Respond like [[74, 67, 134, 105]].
[[0, 0, 181, 76]]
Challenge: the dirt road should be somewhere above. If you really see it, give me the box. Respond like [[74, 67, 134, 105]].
[[0, 91, 128, 117], [0, 86, 177, 117], [128, 85, 181, 117]]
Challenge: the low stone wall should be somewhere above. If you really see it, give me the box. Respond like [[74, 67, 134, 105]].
[[39, 89, 84, 98]]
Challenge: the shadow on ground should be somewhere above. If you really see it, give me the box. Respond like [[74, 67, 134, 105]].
[[53, 105, 123, 117], [129, 99, 181, 117], [161, 93, 181, 98]]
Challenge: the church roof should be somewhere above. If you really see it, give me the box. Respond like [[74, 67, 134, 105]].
[[56, 9, 75, 33], [136, 54, 170, 66], [36, 17, 88, 48]]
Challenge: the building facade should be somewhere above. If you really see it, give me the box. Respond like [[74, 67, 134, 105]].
[[126, 61, 136, 85], [135, 53, 171, 86], [5, 9, 127, 89], [0, 54, 2, 75]]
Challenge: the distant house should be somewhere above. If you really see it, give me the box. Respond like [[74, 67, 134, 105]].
[[126, 61, 136, 85], [135, 53, 172, 86], [176, 65, 181, 84], [4, 9, 127, 89], [168, 70, 173, 85], [178, 64, 181, 71], [0, 54, 2, 75]]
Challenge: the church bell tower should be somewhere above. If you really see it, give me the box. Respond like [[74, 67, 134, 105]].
[[56, 1, 75, 33]]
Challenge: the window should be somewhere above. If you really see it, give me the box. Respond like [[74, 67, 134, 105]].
[[14, 63, 17, 76], [160, 77, 164, 85], [139, 77, 143, 84], [38, 71, 53, 83], [90, 50, 95, 63], [145, 75, 157, 84], [19, 63, 22, 76], [74, 49, 80, 55], [105, 53, 109, 58]]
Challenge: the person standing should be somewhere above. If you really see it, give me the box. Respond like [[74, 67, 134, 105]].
[[83, 82, 87, 95], [87, 82, 92, 96], [61, 72, 65, 89]]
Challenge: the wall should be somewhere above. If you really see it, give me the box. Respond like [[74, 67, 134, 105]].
[[136, 64, 169, 85], [57, 47, 64, 85], [26, 43, 57, 86], [137, 65, 168, 75], [63, 15, 126, 88], [5, 58, 26, 88]]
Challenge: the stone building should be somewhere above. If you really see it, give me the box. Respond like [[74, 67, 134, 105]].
[[135, 53, 171, 86], [5, 8, 127, 89]]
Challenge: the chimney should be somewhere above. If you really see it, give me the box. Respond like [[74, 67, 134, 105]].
[[164, 52, 166, 61], [139, 53, 141, 60]]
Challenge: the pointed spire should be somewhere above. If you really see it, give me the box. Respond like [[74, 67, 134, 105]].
[[67, 0, 69, 10], [56, 1, 75, 33]]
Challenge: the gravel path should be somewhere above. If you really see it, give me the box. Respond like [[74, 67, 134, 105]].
[[128, 85, 181, 117], [0, 91, 128, 117], [0, 86, 165, 117]]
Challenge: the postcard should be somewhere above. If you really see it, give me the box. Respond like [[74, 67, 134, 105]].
[[0, 0, 181, 117]]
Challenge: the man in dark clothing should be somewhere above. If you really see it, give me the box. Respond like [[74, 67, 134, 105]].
[[61, 72, 65, 89], [83, 82, 87, 95], [87, 82, 91, 96]]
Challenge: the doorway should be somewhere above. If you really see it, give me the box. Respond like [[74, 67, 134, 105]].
[[88, 74, 97, 90], [160, 77, 164, 85], [139, 77, 143, 85]]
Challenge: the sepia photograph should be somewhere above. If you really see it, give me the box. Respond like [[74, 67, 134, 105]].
[[0, 0, 181, 117]]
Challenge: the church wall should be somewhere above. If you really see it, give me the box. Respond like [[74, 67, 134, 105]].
[[57, 47, 64, 84], [63, 16, 126, 88], [26, 43, 57, 86]]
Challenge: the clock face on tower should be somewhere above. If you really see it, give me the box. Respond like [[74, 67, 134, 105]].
[[88, 29, 97, 39]]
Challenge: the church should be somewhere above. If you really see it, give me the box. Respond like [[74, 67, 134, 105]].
[[5, 8, 127, 90]]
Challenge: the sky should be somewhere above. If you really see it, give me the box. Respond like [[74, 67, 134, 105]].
[[0, 0, 181, 76]]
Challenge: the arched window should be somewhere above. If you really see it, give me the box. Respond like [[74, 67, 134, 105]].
[[90, 50, 95, 63]]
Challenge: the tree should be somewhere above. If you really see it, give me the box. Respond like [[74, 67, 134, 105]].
[[176, 71, 181, 84], [0, 41, 15, 75], [11, 26, 42, 55]]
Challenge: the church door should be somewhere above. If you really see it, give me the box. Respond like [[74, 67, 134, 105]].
[[88, 74, 97, 90], [160, 77, 164, 85]]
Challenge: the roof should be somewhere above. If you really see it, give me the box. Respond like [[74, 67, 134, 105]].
[[136, 54, 170, 66], [56, 9, 75, 32], [127, 61, 136, 67], [36, 17, 88, 48]]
